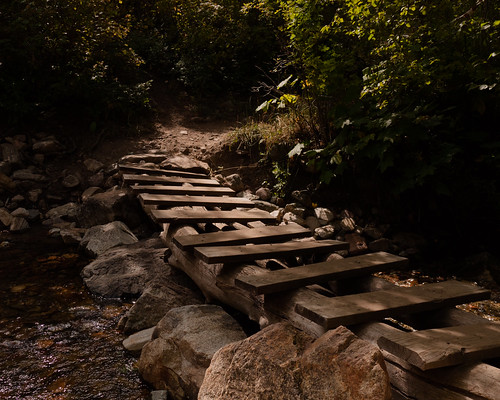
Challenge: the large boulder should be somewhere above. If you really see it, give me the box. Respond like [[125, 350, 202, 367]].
[[79, 220, 138, 258], [77, 188, 143, 228], [199, 322, 391, 400], [80, 236, 162, 297], [138, 305, 247, 400], [118, 275, 204, 334]]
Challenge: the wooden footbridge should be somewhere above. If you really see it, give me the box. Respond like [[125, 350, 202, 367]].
[[120, 161, 500, 400]]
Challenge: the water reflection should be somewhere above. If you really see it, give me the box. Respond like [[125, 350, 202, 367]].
[[0, 230, 150, 399]]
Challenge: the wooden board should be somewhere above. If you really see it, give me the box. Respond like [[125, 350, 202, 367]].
[[235, 252, 408, 295], [119, 163, 208, 178], [131, 184, 235, 196], [194, 239, 349, 264], [139, 193, 255, 208], [174, 223, 312, 250], [295, 280, 490, 329], [378, 322, 500, 370], [151, 209, 276, 224], [122, 174, 220, 187]]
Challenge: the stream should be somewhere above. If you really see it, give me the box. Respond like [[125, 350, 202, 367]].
[[0, 228, 150, 400]]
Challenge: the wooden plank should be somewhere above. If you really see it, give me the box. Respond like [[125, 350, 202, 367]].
[[353, 322, 500, 400], [378, 322, 500, 370], [151, 209, 276, 224], [139, 193, 255, 208], [122, 173, 220, 187], [235, 252, 408, 295], [119, 163, 208, 178], [174, 223, 312, 250], [131, 184, 235, 196], [295, 280, 490, 330], [194, 239, 349, 264]]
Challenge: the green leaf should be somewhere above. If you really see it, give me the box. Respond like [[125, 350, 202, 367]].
[[256, 100, 270, 112], [277, 75, 293, 89]]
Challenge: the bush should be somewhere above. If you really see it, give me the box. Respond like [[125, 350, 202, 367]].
[[0, 0, 151, 125]]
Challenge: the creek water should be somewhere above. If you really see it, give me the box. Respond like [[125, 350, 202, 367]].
[[0, 228, 150, 400]]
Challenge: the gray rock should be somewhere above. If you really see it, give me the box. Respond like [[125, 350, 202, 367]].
[[33, 154, 45, 164], [282, 212, 306, 226], [314, 224, 336, 239], [123, 327, 155, 352], [62, 174, 80, 188], [60, 229, 83, 245], [255, 187, 272, 201], [1, 143, 22, 166], [45, 202, 80, 221], [0, 208, 12, 227], [87, 171, 104, 187], [340, 217, 356, 232], [11, 207, 29, 218], [224, 174, 244, 192], [236, 189, 258, 201], [138, 305, 247, 400], [151, 390, 168, 400], [0, 172, 16, 191], [119, 274, 203, 334], [12, 195, 24, 203], [364, 225, 384, 240], [28, 189, 43, 203], [81, 186, 104, 201], [81, 237, 165, 297], [340, 209, 355, 219], [26, 209, 41, 222], [345, 233, 368, 255], [83, 158, 105, 173], [284, 203, 306, 218], [326, 252, 344, 261], [77, 188, 142, 229], [314, 207, 335, 225], [10, 217, 29, 232], [199, 323, 391, 400], [12, 169, 47, 182], [305, 216, 320, 231], [368, 238, 391, 252], [270, 208, 284, 222], [119, 153, 169, 165], [32, 139, 64, 154], [252, 200, 279, 213], [159, 155, 210, 174], [80, 221, 138, 258]]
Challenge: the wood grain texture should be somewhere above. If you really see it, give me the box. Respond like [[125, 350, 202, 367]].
[[174, 223, 311, 250], [122, 173, 220, 186], [295, 280, 490, 329], [151, 208, 276, 224], [139, 193, 254, 208], [235, 252, 408, 294], [194, 239, 349, 264], [378, 322, 500, 370], [131, 184, 235, 196], [119, 163, 208, 178], [353, 322, 500, 400]]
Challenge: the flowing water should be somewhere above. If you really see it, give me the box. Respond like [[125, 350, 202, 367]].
[[0, 228, 151, 400]]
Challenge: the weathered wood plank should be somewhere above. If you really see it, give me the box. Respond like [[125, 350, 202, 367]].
[[131, 184, 235, 196], [295, 280, 490, 329], [235, 252, 408, 295], [174, 223, 311, 250], [378, 322, 500, 370], [151, 209, 276, 224], [123, 173, 220, 187], [353, 322, 500, 400], [119, 163, 208, 178], [139, 193, 255, 208], [194, 239, 349, 264]]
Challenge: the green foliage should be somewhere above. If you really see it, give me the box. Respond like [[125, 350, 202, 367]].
[[251, 0, 499, 201], [0, 0, 151, 124]]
